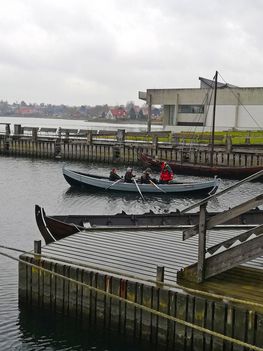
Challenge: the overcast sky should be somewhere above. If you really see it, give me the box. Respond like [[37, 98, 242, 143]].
[[1, 0, 263, 106]]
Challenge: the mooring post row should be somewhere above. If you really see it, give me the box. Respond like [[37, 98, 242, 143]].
[[0, 137, 262, 168]]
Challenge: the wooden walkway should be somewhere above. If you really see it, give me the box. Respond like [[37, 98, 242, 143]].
[[180, 266, 263, 312]]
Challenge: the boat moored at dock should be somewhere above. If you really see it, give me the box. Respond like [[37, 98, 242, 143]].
[[35, 204, 263, 244], [139, 152, 263, 179]]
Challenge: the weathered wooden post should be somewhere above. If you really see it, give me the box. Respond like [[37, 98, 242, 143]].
[[172, 133, 179, 145], [54, 127, 62, 158], [245, 132, 250, 144], [65, 130, 69, 142], [156, 266, 165, 284], [14, 124, 22, 136], [1, 123, 11, 153], [32, 128, 38, 141], [226, 135, 232, 153], [86, 131, 92, 145], [116, 130, 125, 162], [34, 240, 41, 254], [197, 203, 207, 283], [152, 134, 158, 156], [5, 123, 11, 136], [116, 129, 125, 143], [57, 127, 62, 140], [34, 240, 41, 263]]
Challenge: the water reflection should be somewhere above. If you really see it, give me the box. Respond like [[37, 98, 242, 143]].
[[18, 304, 158, 351], [62, 185, 208, 214]]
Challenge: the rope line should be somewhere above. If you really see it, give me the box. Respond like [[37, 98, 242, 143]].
[[1, 250, 263, 350], [1, 244, 263, 309]]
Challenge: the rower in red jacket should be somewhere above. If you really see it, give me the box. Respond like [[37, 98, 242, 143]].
[[159, 162, 173, 183]]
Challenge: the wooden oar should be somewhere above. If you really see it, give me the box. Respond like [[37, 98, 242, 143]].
[[105, 178, 122, 190], [149, 179, 166, 193], [133, 179, 145, 201]]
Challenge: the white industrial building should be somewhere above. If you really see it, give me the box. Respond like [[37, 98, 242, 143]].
[[139, 77, 263, 131]]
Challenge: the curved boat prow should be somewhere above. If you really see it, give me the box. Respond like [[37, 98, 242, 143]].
[[35, 204, 83, 244], [35, 205, 57, 245]]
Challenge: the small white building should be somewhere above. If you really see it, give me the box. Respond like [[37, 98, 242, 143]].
[[139, 77, 263, 131]]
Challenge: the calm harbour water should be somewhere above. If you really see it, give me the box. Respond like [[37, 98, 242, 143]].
[[0, 118, 262, 350], [0, 116, 161, 133]]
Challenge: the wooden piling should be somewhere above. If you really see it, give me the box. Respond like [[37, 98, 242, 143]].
[[18, 253, 263, 351]]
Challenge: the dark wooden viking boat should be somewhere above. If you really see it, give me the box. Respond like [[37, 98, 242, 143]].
[[35, 204, 263, 244], [139, 152, 263, 179]]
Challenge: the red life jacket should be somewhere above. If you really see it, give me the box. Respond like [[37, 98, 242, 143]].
[[160, 163, 173, 181], [160, 169, 173, 181]]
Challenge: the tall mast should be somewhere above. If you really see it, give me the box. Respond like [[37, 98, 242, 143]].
[[210, 70, 218, 167]]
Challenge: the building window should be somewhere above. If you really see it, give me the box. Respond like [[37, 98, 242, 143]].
[[178, 105, 204, 113]]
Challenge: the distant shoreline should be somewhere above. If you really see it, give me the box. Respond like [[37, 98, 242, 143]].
[[0, 115, 163, 125]]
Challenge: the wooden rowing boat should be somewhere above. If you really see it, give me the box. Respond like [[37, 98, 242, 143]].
[[63, 167, 220, 195], [139, 152, 263, 179], [35, 204, 263, 244]]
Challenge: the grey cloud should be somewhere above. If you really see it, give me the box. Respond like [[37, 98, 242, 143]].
[[1, 0, 263, 105]]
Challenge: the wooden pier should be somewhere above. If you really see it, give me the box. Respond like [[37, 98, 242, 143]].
[[1, 124, 263, 169], [19, 225, 263, 350], [17, 175, 263, 351]]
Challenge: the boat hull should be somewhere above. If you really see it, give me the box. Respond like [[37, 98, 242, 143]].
[[35, 205, 263, 244], [139, 153, 263, 179]]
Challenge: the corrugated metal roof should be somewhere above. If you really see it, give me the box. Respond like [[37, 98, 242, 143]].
[[41, 227, 263, 285]]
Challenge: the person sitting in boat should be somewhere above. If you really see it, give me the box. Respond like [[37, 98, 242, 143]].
[[124, 167, 136, 183], [140, 168, 157, 184], [109, 168, 121, 181], [159, 162, 174, 184]]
